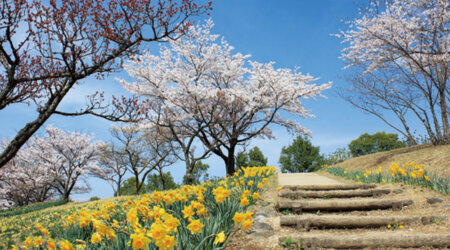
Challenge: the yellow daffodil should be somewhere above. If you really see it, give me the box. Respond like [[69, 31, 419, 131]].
[[59, 239, 74, 250], [157, 235, 176, 250], [187, 219, 204, 234], [233, 212, 244, 224], [129, 233, 151, 250], [47, 239, 56, 250], [149, 222, 166, 240], [90, 232, 102, 244], [182, 206, 194, 218], [240, 197, 249, 206], [241, 220, 253, 230], [214, 231, 226, 245]]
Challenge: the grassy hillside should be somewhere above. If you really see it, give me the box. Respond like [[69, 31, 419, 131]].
[[334, 144, 450, 179]]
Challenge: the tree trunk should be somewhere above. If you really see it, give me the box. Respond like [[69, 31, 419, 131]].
[[398, 116, 417, 145], [63, 191, 70, 201], [439, 88, 449, 143], [184, 156, 195, 185], [428, 97, 444, 143], [134, 173, 140, 195], [116, 176, 122, 196], [225, 154, 236, 176], [225, 144, 236, 176], [0, 80, 74, 169], [159, 168, 166, 190]]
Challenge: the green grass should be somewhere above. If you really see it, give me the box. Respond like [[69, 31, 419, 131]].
[[0, 199, 67, 218]]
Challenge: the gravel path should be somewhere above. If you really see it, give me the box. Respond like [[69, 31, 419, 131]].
[[278, 173, 343, 186]]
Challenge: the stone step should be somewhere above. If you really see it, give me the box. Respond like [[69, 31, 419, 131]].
[[279, 189, 391, 199], [279, 233, 450, 249], [282, 183, 376, 191], [276, 199, 413, 213], [280, 215, 444, 231]]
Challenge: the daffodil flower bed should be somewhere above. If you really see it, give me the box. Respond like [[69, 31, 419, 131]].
[[0, 166, 278, 249], [323, 162, 449, 194]]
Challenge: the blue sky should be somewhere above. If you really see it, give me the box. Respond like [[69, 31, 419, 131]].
[[1, 0, 415, 200]]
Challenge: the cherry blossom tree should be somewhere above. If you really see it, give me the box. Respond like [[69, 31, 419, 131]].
[[119, 21, 331, 176], [0, 0, 212, 169], [0, 139, 55, 208], [29, 125, 101, 201], [0, 126, 100, 206], [338, 0, 449, 144]]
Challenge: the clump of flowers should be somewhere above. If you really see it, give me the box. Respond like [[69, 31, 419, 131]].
[[323, 162, 447, 194], [233, 211, 254, 230], [1, 166, 279, 250]]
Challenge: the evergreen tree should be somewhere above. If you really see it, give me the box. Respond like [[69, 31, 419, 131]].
[[248, 146, 268, 167], [147, 171, 179, 191], [183, 161, 210, 185], [119, 177, 147, 196], [236, 146, 268, 169], [279, 136, 324, 173], [236, 151, 249, 169]]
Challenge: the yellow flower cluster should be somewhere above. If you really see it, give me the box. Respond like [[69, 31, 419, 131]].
[[212, 186, 231, 203], [232, 211, 254, 230], [0, 166, 278, 249], [363, 169, 372, 178], [389, 161, 428, 180]]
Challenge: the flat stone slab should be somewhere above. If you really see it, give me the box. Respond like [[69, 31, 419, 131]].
[[249, 222, 275, 237], [278, 173, 343, 186], [427, 198, 443, 204]]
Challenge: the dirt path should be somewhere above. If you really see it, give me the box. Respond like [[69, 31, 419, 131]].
[[278, 173, 343, 186]]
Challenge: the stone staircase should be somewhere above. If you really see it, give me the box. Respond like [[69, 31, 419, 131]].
[[276, 184, 450, 249]]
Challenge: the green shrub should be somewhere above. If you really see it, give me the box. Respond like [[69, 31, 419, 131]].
[[89, 196, 101, 201], [236, 146, 268, 169], [279, 135, 324, 173], [349, 132, 405, 157]]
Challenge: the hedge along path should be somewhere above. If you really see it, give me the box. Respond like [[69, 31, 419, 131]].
[[276, 173, 450, 249]]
